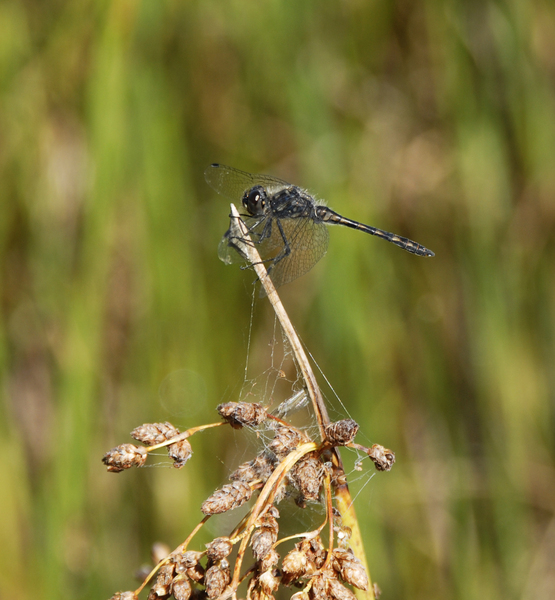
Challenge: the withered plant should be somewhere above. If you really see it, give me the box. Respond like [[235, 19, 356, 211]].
[[104, 205, 395, 600]]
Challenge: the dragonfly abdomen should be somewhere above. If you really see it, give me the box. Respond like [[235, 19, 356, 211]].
[[316, 206, 434, 257]]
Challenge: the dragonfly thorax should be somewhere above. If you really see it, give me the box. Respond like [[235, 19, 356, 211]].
[[242, 186, 268, 216]]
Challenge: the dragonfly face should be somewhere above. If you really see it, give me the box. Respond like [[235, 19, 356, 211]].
[[242, 185, 268, 217]]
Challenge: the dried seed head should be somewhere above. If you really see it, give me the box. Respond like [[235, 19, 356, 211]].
[[281, 549, 308, 578], [258, 569, 280, 594], [201, 481, 253, 515], [367, 444, 395, 471], [268, 505, 280, 519], [257, 505, 280, 526], [173, 551, 205, 583], [332, 549, 368, 591], [327, 578, 357, 600], [131, 422, 180, 446], [204, 561, 230, 599], [268, 426, 303, 459], [251, 511, 279, 561], [296, 537, 326, 572], [258, 548, 279, 572], [102, 444, 148, 472], [251, 528, 277, 562], [288, 455, 324, 504], [230, 452, 276, 484], [168, 439, 193, 468], [325, 419, 359, 446], [310, 573, 327, 600], [206, 537, 233, 562], [217, 402, 268, 428], [373, 582, 382, 598], [110, 593, 138, 600], [291, 592, 310, 600], [174, 550, 202, 570], [171, 575, 192, 600], [150, 563, 175, 597]]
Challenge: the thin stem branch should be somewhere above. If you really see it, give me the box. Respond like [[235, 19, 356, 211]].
[[228, 204, 329, 440]]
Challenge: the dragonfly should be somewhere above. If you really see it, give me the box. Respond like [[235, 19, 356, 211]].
[[205, 164, 434, 289]]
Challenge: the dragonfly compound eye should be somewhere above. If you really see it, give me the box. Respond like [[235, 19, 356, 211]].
[[243, 186, 266, 216]]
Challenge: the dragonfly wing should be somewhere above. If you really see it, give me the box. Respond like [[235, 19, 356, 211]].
[[262, 217, 329, 289], [217, 215, 265, 264], [205, 164, 292, 200], [218, 212, 329, 290]]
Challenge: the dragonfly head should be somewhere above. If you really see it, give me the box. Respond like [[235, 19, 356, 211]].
[[242, 185, 267, 216]]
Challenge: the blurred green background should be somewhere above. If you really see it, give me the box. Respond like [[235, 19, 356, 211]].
[[1, 0, 554, 599]]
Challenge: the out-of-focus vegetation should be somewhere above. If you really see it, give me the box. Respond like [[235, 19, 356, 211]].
[[1, 1, 554, 599]]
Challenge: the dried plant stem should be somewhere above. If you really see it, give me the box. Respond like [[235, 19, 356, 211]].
[[228, 204, 375, 600], [145, 422, 225, 452], [322, 470, 335, 571], [228, 204, 329, 440]]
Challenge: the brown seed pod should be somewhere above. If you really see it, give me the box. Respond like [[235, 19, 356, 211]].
[[201, 481, 253, 515], [251, 510, 279, 561], [217, 402, 268, 428], [281, 549, 308, 581], [332, 549, 368, 591], [310, 573, 327, 600], [173, 551, 205, 583], [268, 426, 303, 459], [367, 444, 395, 471], [131, 422, 180, 446], [174, 551, 202, 569], [258, 548, 279, 572], [168, 439, 193, 468], [102, 444, 148, 472], [110, 593, 138, 600], [170, 574, 192, 600], [327, 578, 357, 600], [288, 454, 324, 504], [324, 419, 359, 446], [204, 561, 230, 599], [206, 537, 233, 562], [230, 452, 276, 484], [251, 527, 277, 562], [258, 569, 280, 594], [296, 537, 326, 572], [150, 563, 175, 597]]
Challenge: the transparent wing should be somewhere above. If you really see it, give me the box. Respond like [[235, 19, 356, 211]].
[[217, 216, 264, 265], [205, 164, 292, 200], [257, 216, 329, 289], [218, 213, 329, 290]]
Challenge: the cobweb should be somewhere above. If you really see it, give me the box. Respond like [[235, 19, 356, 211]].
[[219, 286, 374, 517], [156, 282, 374, 520]]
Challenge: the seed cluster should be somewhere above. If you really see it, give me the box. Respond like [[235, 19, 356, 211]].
[[217, 402, 268, 429], [105, 403, 395, 600]]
